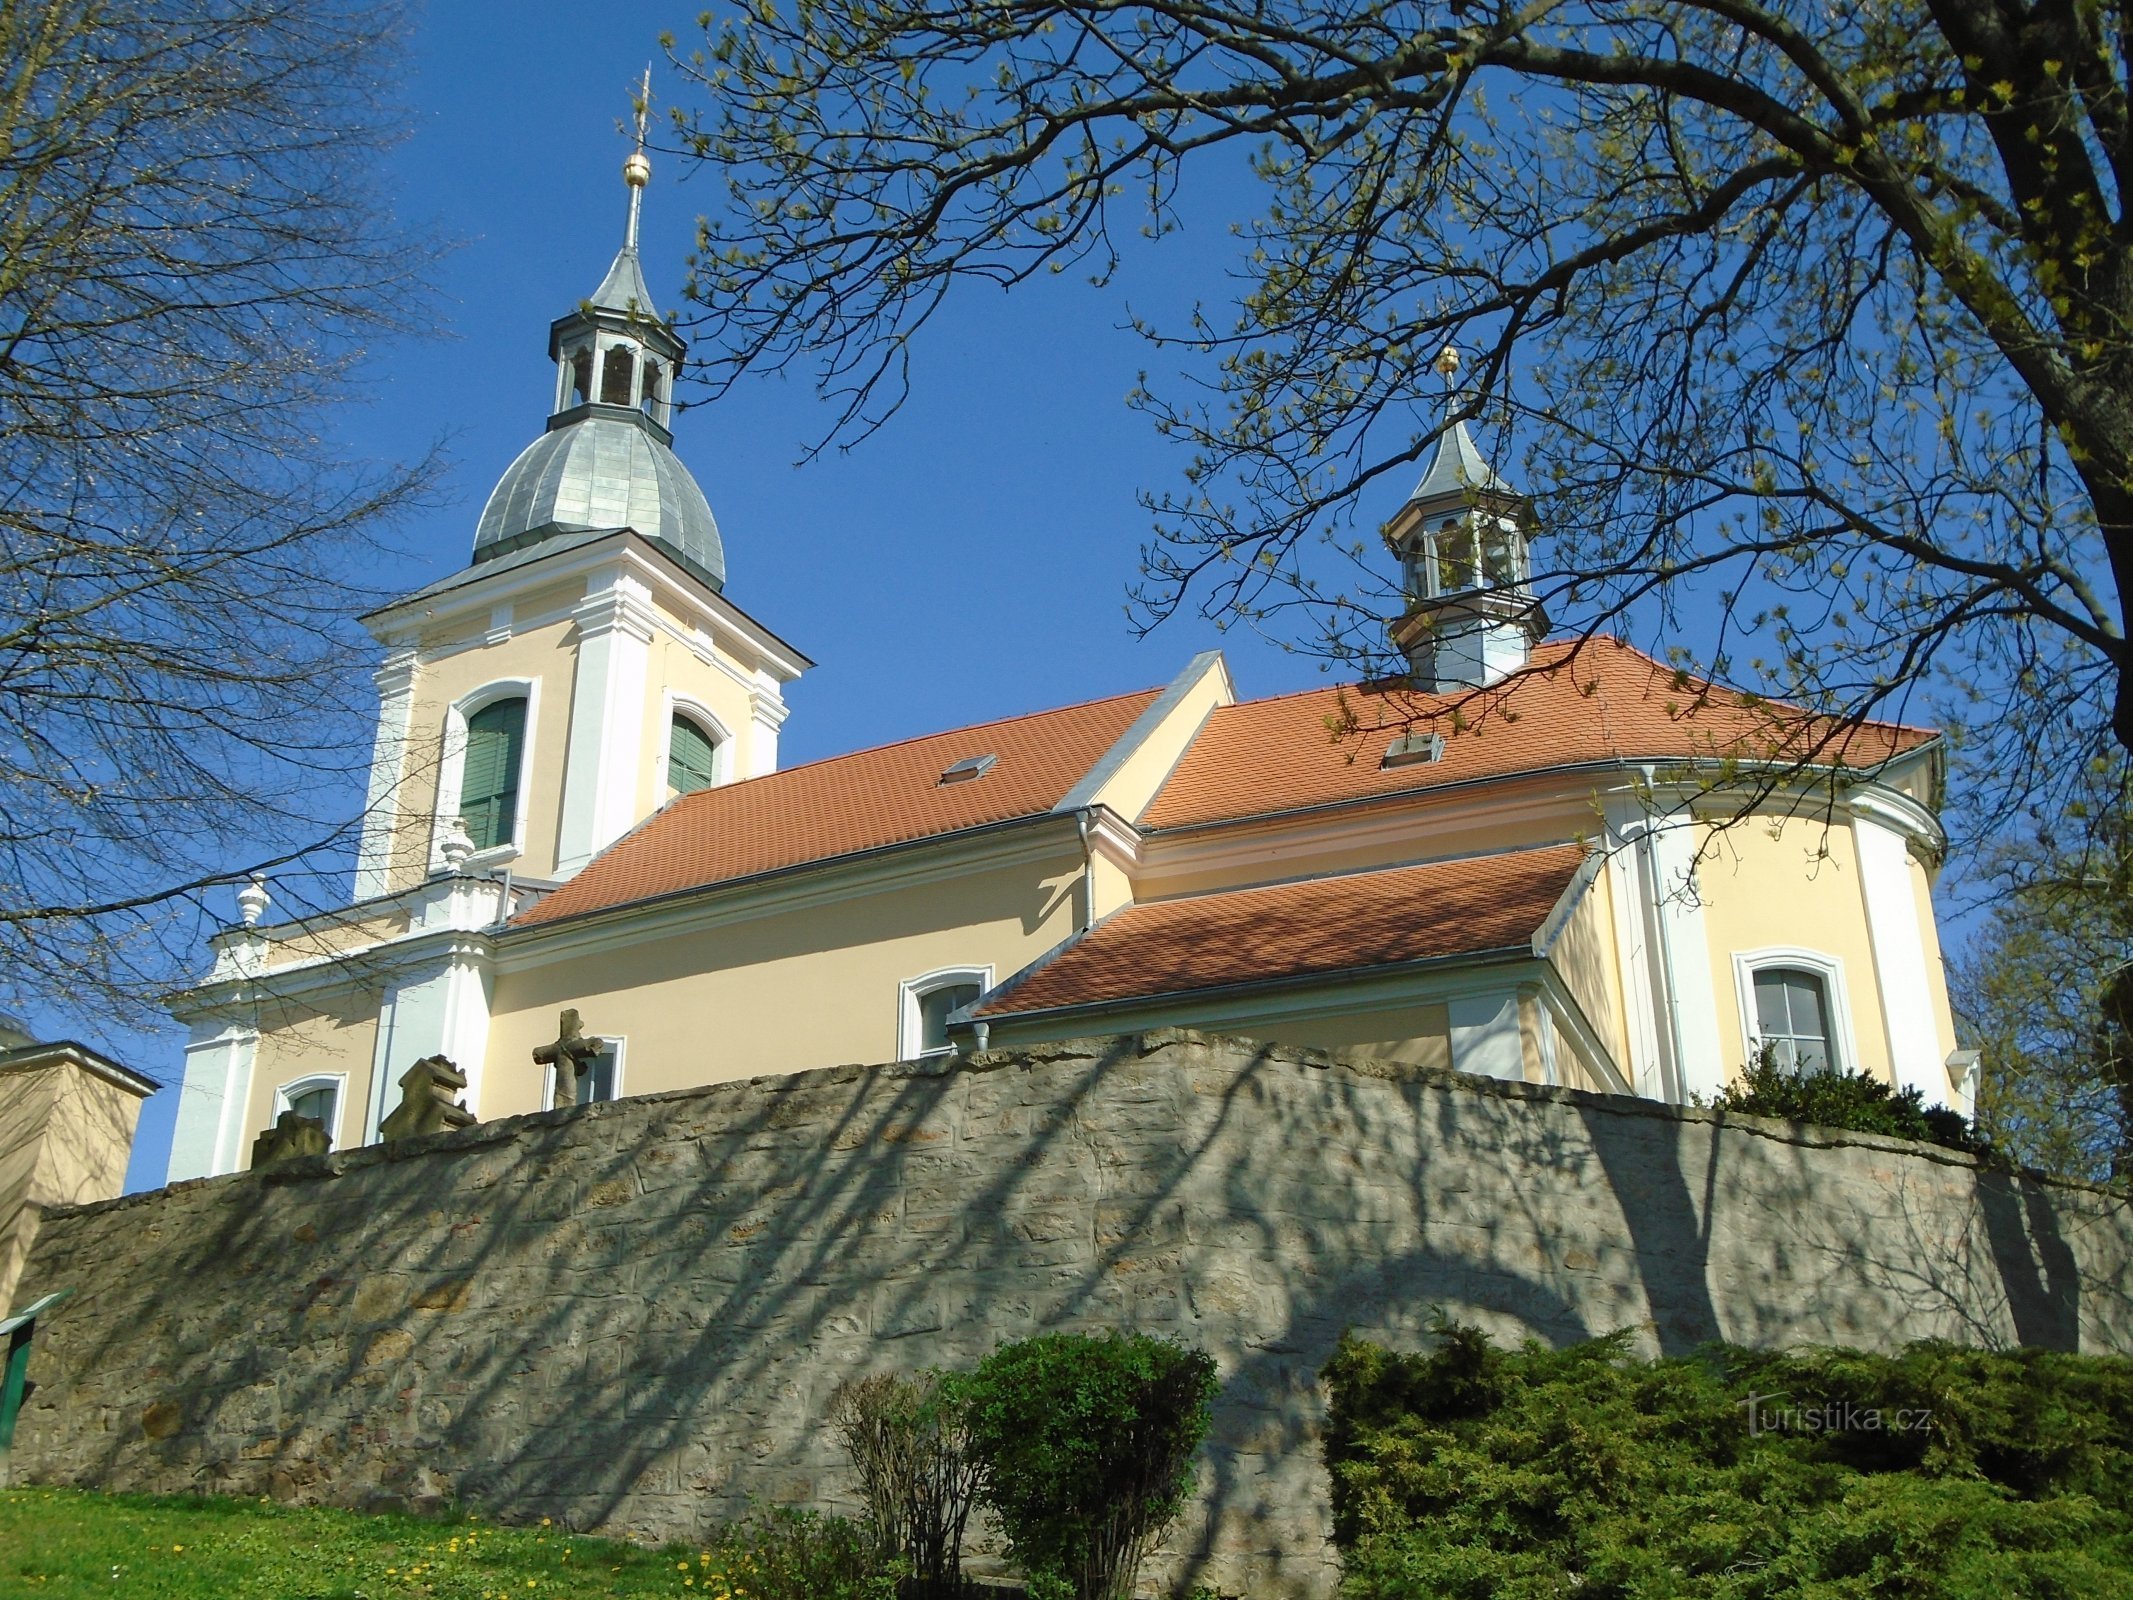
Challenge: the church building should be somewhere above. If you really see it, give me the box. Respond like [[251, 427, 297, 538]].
[[163, 152, 1971, 1183]]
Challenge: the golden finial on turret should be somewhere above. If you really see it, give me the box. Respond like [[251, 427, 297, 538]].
[[623, 66, 653, 246]]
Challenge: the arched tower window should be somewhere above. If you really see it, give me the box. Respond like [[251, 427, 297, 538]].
[[462, 697, 527, 850], [667, 713, 718, 798], [641, 360, 664, 418], [566, 348, 592, 409], [600, 346, 636, 407]]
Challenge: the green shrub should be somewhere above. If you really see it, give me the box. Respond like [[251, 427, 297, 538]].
[[1713, 1051, 1986, 1154], [702, 1505, 901, 1600], [957, 1330, 1219, 1600], [828, 1370, 979, 1596], [1324, 1323, 2133, 1600]]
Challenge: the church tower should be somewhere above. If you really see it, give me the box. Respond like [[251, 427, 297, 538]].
[[1386, 348, 1546, 689], [347, 108, 812, 903]]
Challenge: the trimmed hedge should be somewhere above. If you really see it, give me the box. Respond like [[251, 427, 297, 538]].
[[1712, 1055, 1987, 1155], [1324, 1325, 2133, 1599]]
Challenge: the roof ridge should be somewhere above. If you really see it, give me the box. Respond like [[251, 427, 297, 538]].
[[663, 684, 1167, 806]]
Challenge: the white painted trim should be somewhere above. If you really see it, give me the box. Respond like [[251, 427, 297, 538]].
[[1845, 782, 1947, 863], [364, 984, 399, 1144], [899, 965, 994, 1060], [364, 935, 497, 1130], [1644, 814, 1727, 1102], [274, 1072, 350, 1151], [557, 575, 656, 874], [1729, 946, 1864, 1079], [364, 532, 812, 683], [432, 677, 541, 875], [1852, 813, 1953, 1103], [167, 1021, 259, 1181], [1053, 650, 1235, 815], [658, 691, 736, 798], [542, 1034, 628, 1110], [1449, 990, 1523, 1080], [746, 679, 789, 778], [353, 649, 420, 900]]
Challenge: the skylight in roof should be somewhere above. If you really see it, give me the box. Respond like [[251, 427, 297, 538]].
[[1381, 731, 1445, 770], [939, 752, 999, 785]]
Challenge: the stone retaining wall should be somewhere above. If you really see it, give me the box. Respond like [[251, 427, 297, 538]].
[[11, 1031, 2132, 1596]]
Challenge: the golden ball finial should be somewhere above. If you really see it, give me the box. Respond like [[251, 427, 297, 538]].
[[1433, 345, 1461, 380], [624, 149, 652, 188]]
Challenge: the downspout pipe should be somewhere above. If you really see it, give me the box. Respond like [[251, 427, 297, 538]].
[[1076, 807, 1096, 931]]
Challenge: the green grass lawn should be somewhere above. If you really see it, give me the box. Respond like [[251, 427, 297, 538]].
[[0, 1487, 750, 1600]]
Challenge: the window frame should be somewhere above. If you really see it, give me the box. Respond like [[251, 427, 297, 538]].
[[274, 1072, 348, 1151], [657, 693, 734, 801], [542, 1035, 626, 1111], [1730, 947, 1860, 1077], [432, 678, 541, 874], [898, 965, 994, 1060]]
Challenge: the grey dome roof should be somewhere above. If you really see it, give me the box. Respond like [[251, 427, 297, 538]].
[[473, 414, 724, 590]]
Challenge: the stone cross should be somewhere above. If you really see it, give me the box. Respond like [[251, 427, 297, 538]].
[[533, 1008, 604, 1109], [249, 1109, 329, 1169], [378, 1055, 477, 1143]]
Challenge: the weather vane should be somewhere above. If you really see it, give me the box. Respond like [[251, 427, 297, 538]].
[[623, 65, 653, 250]]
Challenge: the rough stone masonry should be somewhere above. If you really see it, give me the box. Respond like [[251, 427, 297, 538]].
[[10, 1031, 2133, 1597]]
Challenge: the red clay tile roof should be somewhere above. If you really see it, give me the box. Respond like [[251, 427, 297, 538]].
[[514, 688, 1162, 928], [1138, 636, 1937, 831], [973, 843, 1589, 1018]]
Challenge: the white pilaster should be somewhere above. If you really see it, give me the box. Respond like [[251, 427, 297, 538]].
[[374, 943, 496, 1118], [1604, 796, 1724, 1103], [1854, 811, 1950, 1105], [1645, 817, 1727, 1101], [1602, 799, 1683, 1101], [353, 647, 420, 901], [167, 1020, 259, 1181], [556, 572, 656, 874], [747, 678, 789, 777]]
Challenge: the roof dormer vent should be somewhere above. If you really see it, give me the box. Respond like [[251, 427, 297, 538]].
[[939, 752, 998, 785], [1381, 731, 1445, 770]]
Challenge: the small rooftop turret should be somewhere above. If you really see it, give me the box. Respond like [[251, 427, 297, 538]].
[[1386, 347, 1545, 689]]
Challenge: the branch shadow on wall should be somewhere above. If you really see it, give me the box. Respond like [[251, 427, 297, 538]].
[[14, 1036, 2133, 1596]]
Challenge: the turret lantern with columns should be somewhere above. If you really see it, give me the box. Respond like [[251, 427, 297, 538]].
[[1386, 348, 1547, 690]]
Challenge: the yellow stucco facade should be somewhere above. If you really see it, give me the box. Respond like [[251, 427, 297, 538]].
[[1, 1048, 153, 1311]]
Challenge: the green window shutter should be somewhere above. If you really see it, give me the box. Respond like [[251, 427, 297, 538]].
[[462, 698, 527, 850], [668, 715, 717, 796]]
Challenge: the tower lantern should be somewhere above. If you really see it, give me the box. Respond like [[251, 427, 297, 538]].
[[1386, 347, 1546, 689]]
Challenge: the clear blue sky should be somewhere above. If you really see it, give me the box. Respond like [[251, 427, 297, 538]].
[[119, 0, 1336, 1185]]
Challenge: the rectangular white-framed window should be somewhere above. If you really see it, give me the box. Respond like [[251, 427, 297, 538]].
[[897, 966, 993, 1060], [431, 676, 542, 873], [274, 1072, 348, 1151], [543, 1035, 625, 1110], [1730, 948, 1860, 1076]]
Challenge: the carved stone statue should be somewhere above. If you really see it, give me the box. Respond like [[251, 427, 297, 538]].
[[249, 1109, 329, 1169], [533, 1008, 604, 1109], [378, 1055, 477, 1142]]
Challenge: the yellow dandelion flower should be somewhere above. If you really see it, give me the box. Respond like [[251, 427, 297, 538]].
[[679, 1562, 691, 1572], [172, 1546, 184, 1554], [541, 1517, 552, 1527]]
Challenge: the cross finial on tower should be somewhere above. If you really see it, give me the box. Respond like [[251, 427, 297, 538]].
[[623, 66, 653, 250]]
